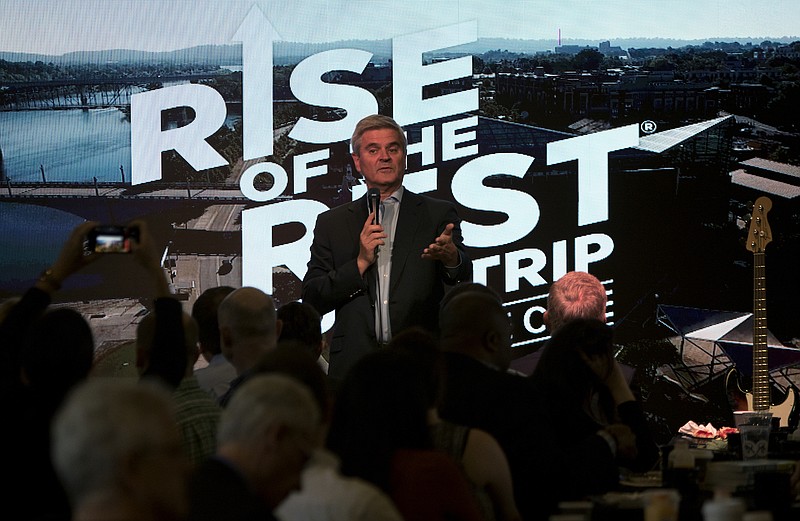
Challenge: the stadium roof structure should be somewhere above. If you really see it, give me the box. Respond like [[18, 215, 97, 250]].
[[740, 158, 800, 180], [730, 157, 800, 199], [730, 169, 800, 199], [475, 116, 572, 156], [635, 115, 733, 154], [408, 115, 736, 179], [423, 115, 739, 167]]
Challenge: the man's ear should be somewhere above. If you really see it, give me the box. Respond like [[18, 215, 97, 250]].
[[219, 327, 233, 360], [543, 310, 550, 328], [260, 423, 286, 454], [274, 318, 283, 340], [483, 328, 499, 354], [219, 327, 231, 346], [351, 153, 361, 174]]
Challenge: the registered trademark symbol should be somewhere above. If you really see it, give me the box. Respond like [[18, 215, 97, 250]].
[[641, 120, 657, 134]]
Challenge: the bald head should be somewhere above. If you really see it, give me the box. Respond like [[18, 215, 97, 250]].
[[217, 287, 281, 374], [439, 290, 512, 370], [545, 271, 607, 333]]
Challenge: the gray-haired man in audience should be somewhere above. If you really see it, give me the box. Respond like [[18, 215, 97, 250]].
[[52, 378, 191, 521], [216, 286, 282, 406], [187, 374, 319, 521]]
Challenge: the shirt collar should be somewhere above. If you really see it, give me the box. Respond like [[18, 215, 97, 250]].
[[365, 186, 404, 208], [386, 186, 404, 203]]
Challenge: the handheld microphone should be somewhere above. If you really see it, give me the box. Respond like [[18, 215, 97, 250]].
[[367, 188, 381, 225]]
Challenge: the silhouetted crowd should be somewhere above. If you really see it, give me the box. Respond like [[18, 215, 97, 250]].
[[13, 220, 788, 521]]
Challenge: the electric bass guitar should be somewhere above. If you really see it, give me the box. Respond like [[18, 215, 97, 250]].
[[725, 196, 798, 428]]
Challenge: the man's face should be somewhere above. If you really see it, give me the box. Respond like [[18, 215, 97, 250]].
[[351, 128, 406, 194], [258, 427, 312, 509]]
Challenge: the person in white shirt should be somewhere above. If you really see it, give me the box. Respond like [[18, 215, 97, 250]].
[[191, 285, 237, 400], [257, 345, 405, 521]]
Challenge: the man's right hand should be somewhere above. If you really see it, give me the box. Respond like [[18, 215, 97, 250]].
[[357, 211, 386, 275]]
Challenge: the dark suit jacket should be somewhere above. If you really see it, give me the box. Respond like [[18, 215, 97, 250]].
[[440, 352, 622, 521], [511, 344, 637, 383], [302, 189, 471, 379], [188, 457, 278, 521]]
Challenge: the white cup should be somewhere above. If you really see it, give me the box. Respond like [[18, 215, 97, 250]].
[[702, 496, 745, 521], [642, 488, 680, 521], [739, 424, 770, 459]]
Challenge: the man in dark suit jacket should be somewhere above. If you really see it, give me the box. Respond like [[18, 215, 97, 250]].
[[302, 114, 471, 379], [438, 286, 638, 521]]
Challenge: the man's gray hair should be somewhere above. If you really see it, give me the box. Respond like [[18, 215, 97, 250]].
[[350, 114, 407, 155], [217, 287, 278, 341], [51, 378, 177, 503], [218, 373, 320, 446]]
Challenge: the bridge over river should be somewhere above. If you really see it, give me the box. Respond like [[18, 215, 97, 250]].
[[0, 72, 238, 111], [1, 179, 251, 219]]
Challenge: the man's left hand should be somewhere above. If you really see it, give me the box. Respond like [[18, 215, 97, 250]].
[[422, 223, 459, 267]]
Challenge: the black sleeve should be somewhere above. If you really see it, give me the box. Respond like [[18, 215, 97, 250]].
[[0, 287, 52, 390]]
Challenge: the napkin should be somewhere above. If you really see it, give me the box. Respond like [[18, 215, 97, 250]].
[[678, 421, 737, 439]]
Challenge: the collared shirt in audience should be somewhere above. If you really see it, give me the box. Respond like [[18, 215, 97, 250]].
[[173, 375, 221, 465], [195, 353, 237, 400], [276, 448, 403, 521]]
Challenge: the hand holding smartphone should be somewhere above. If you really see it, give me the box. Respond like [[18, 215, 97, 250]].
[[84, 225, 140, 254]]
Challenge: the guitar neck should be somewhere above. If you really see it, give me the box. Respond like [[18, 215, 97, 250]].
[[752, 250, 770, 411]]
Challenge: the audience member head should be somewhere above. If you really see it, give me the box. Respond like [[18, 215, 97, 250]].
[[544, 271, 607, 333], [217, 287, 281, 374], [254, 343, 331, 428], [326, 348, 431, 492], [191, 285, 235, 362], [21, 307, 94, 406], [532, 318, 615, 407], [439, 288, 512, 371], [136, 310, 200, 377], [51, 378, 189, 521], [387, 326, 442, 410], [439, 281, 502, 316], [217, 373, 319, 509], [276, 300, 324, 359]]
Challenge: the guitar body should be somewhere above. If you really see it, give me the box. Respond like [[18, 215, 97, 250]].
[[725, 368, 799, 428]]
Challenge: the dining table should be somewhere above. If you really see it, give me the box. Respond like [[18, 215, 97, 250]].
[[549, 427, 800, 521]]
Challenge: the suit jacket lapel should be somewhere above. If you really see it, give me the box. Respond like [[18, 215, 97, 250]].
[[348, 194, 369, 237], [390, 191, 421, 294]]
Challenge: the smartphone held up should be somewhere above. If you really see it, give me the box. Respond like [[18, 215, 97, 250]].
[[84, 225, 139, 254]]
